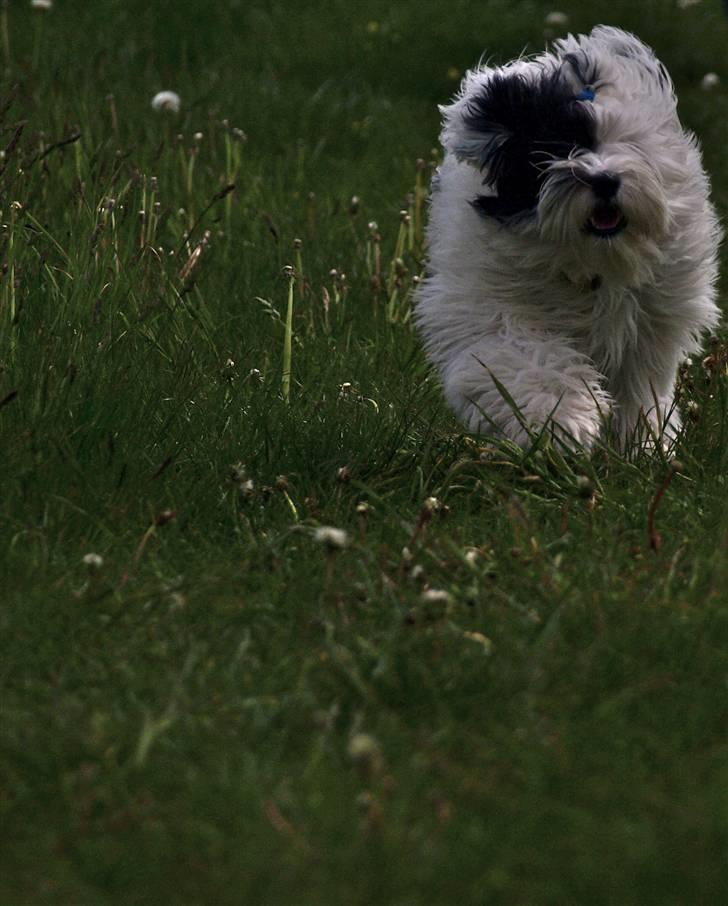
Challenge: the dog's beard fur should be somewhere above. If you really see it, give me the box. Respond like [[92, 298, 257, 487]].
[[416, 26, 721, 452]]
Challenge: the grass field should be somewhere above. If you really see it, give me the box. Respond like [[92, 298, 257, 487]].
[[2, 0, 728, 903]]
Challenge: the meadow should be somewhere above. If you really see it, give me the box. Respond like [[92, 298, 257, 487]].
[[2, 0, 728, 903]]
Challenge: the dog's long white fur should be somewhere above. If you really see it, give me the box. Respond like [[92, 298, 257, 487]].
[[415, 27, 722, 450]]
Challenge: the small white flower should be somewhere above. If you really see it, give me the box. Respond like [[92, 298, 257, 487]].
[[701, 72, 720, 91], [82, 553, 104, 570], [544, 11, 569, 26], [314, 526, 350, 550], [151, 91, 181, 114], [31, 0, 53, 10]]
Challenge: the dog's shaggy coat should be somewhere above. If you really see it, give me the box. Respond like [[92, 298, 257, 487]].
[[415, 26, 721, 449]]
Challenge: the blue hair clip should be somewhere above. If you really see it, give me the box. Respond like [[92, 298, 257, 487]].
[[576, 87, 596, 102]]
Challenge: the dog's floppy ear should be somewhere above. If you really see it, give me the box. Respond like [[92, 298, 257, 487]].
[[439, 68, 524, 174]]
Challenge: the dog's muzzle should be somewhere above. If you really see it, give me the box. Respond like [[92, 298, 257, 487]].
[[582, 171, 627, 238]]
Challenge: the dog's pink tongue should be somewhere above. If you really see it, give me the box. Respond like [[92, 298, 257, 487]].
[[591, 209, 622, 231]]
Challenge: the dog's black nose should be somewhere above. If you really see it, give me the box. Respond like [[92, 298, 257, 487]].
[[586, 172, 621, 199]]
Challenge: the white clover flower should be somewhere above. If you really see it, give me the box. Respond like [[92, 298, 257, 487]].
[[544, 11, 569, 27], [701, 73, 720, 91], [31, 0, 53, 10], [314, 526, 350, 550], [82, 552, 104, 570], [151, 91, 181, 114]]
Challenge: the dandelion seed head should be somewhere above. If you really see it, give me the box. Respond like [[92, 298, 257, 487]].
[[31, 0, 53, 10], [82, 552, 104, 569], [544, 11, 569, 27], [701, 72, 720, 91], [314, 526, 350, 550], [151, 91, 181, 114]]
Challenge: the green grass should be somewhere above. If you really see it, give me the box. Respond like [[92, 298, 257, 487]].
[[2, 1, 728, 903]]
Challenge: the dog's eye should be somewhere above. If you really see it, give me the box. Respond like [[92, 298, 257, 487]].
[[575, 87, 596, 102]]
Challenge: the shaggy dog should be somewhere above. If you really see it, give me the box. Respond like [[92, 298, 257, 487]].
[[415, 26, 721, 450]]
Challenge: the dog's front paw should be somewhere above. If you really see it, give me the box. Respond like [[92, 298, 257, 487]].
[[520, 395, 607, 451], [453, 387, 609, 451]]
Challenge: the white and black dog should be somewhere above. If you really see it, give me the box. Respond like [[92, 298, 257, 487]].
[[415, 26, 721, 450]]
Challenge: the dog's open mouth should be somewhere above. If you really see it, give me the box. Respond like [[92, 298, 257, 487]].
[[586, 203, 627, 238]]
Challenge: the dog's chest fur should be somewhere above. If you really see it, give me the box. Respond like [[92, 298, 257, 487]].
[[564, 279, 644, 373]]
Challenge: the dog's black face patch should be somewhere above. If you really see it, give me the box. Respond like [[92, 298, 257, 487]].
[[463, 64, 597, 221]]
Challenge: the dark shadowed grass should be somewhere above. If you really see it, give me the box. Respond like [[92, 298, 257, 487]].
[[2, 1, 728, 904]]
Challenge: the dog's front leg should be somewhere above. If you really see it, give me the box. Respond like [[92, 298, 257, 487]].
[[442, 335, 613, 450], [610, 361, 683, 452]]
